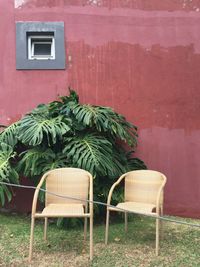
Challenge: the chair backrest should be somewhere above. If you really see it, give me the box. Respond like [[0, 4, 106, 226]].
[[124, 170, 166, 205], [45, 168, 91, 206]]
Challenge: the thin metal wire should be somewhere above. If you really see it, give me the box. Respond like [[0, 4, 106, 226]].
[[0, 181, 200, 228]]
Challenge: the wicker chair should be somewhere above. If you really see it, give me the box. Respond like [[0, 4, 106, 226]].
[[105, 170, 167, 255], [29, 168, 93, 262]]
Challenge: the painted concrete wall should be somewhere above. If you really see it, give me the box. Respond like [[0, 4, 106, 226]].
[[0, 0, 200, 217]]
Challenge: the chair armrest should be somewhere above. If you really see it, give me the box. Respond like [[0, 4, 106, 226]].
[[31, 172, 48, 217], [107, 173, 126, 206], [156, 174, 167, 214]]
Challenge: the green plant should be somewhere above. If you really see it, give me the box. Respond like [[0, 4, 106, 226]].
[[0, 88, 146, 216], [0, 143, 19, 205]]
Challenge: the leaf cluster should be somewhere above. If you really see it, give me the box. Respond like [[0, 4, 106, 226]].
[[0, 87, 146, 216]]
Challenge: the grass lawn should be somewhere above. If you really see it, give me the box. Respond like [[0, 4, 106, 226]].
[[0, 212, 199, 267]]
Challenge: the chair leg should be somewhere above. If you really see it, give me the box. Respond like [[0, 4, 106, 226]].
[[89, 214, 93, 260], [29, 216, 35, 262], [105, 209, 110, 245], [125, 212, 128, 233], [160, 206, 163, 239], [84, 205, 88, 241], [156, 217, 160, 256], [44, 217, 48, 241]]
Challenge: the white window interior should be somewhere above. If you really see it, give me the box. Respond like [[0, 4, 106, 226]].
[[28, 35, 55, 60]]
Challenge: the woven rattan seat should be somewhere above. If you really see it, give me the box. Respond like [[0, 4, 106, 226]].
[[110, 202, 156, 214]]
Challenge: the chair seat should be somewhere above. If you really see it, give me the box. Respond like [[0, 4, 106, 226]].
[[35, 203, 87, 217], [109, 201, 156, 214]]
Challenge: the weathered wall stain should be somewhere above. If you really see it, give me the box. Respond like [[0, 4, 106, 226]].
[[14, 0, 200, 12], [67, 41, 200, 131], [0, 0, 200, 216]]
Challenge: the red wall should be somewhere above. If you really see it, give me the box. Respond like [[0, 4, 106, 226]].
[[1, 0, 200, 217]]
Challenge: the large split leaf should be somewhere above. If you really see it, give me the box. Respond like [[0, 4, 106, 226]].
[[0, 143, 18, 206], [0, 184, 12, 206], [0, 122, 19, 147], [62, 103, 137, 146], [0, 143, 16, 181], [17, 147, 69, 177], [18, 111, 71, 146], [49, 88, 79, 115], [17, 147, 55, 177], [63, 133, 116, 177], [40, 152, 70, 173], [125, 151, 147, 171]]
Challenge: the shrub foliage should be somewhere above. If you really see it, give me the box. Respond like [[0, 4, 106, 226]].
[[0, 88, 146, 215]]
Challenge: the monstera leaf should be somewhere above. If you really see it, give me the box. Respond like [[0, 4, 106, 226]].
[[41, 152, 70, 173], [49, 88, 79, 116], [63, 133, 121, 177], [0, 143, 17, 180], [18, 112, 71, 146], [62, 103, 138, 146], [0, 122, 19, 147], [0, 184, 12, 206], [17, 147, 70, 178], [17, 147, 55, 177], [0, 143, 18, 206], [125, 151, 147, 171]]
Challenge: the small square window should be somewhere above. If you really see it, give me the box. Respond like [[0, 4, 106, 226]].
[[16, 22, 65, 69], [28, 35, 55, 60]]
